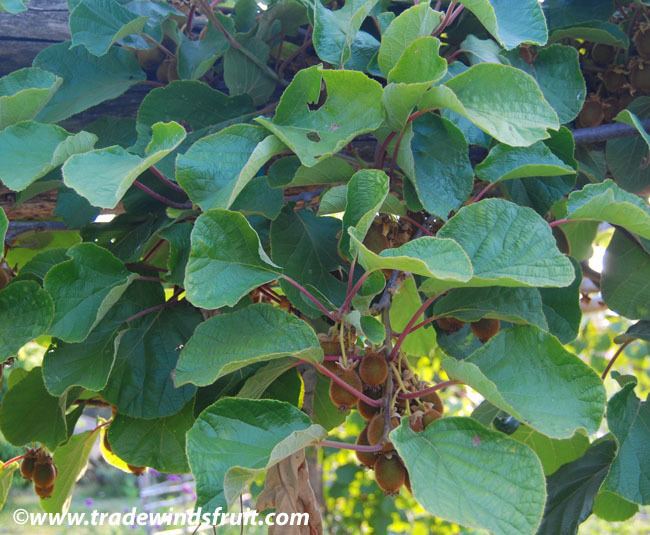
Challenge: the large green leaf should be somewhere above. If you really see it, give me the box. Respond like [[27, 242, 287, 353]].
[[43, 243, 137, 343], [0, 122, 97, 192], [391, 417, 545, 535], [389, 276, 437, 357], [313, 0, 378, 67], [350, 231, 473, 284], [603, 380, 650, 504], [0, 367, 67, 450], [267, 155, 355, 187], [397, 114, 473, 219], [40, 428, 101, 514], [423, 64, 559, 147], [176, 124, 285, 211], [459, 0, 548, 50], [184, 209, 280, 309], [33, 42, 145, 123], [107, 401, 194, 473], [102, 302, 200, 419], [566, 180, 650, 240], [382, 82, 430, 131], [0, 67, 61, 129], [224, 34, 276, 106], [539, 259, 582, 343], [602, 230, 650, 320], [444, 326, 606, 438], [538, 439, 617, 535], [388, 36, 447, 84], [63, 121, 186, 209], [475, 141, 575, 184], [175, 303, 322, 387], [186, 398, 326, 509], [70, 0, 148, 57], [432, 287, 548, 330], [425, 199, 575, 293], [0, 281, 54, 362], [0, 460, 18, 512], [43, 281, 163, 396], [377, 3, 442, 76], [178, 22, 230, 80], [256, 65, 384, 167], [340, 169, 389, 256]]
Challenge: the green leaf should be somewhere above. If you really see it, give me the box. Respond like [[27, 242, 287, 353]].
[[566, 180, 650, 240], [614, 321, 650, 344], [43, 281, 163, 396], [178, 23, 230, 80], [391, 417, 545, 535], [377, 3, 442, 76], [387, 36, 447, 84], [424, 64, 560, 146], [184, 209, 280, 309], [0, 122, 97, 192], [443, 326, 606, 438], [0, 367, 67, 450], [270, 207, 345, 314], [267, 155, 355, 188], [0, 281, 54, 362], [459, 0, 548, 50], [397, 115, 473, 219], [236, 358, 297, 400], [159, 222, 191, 285], [433, 287, 548, 330], [33, 42, 145, 123], [186, 398, 326, 509], [475, 141, 575, 184], [593, 490, 638, 522], [602, 230, 650, 320], [603, 380, 650, 504], [70, 0, 148, 57], [426, 199, 575, 292], [63, 121, 185, 209], [506, 44, 586, 124], [231, 176, 283, 219], [223, 34, 276, 106], [40, 428, 101, 514], [340, 169, 389, 256], [313, 0, 379, 67], [382, 82, 430, 131], [389, 276, 437, 357], [0, 67, 61, 129], [0, 0, 27, 14], [538, 439, 617, 535], [511, 425, 590, 475], [256, 65, 384, 167], [107, 400, 194, 473], [102, 302, 200, 419], [0, 460, 18, 512], [616, 107, 650, 148], [176, 124, 285, 211], [539, 259, 582, 343], [44, 243, 137, 343], [350, 231, 473, 284], [175, 303, 322, 387], [550, 21, 630, 49], [311, 373, 348, 430]]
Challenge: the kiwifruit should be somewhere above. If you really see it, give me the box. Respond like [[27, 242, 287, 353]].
[[577, 96, 605, 128], [471, 318, 501, 343], [374, 454, 407, 495], [422, 408, 442, 428], [156, 58, 179, 84], [408, 412, 424, 433], [20, 449, 38, 480], [355, 428, 379, 469], [591, 44, 616, 66], [601, 67, 628, 94], [634, 24, 650, 59], [34, 484, 54, 499], [357, 388, 382, 420], [436, 317, 464, 333], [135, 46, 165, 70], [367, 413, 399, 452], [630, 59, 650, 92], [359, 352, 388, 388], [419, 388, 444, 415], [32, 460, 56, 488], [328, 365, 362, 411]]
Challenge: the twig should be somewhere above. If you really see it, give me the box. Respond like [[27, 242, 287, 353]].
[[572, 119, 650, 144], [281, 275, 338, 321], [310, 361, 382, 407], [133, 181, 193, 210], [150, 167, 185, 194], [601, 340, 633, 379], [398, 380, 461, 400], [389, 293, 440, 360], [319, 439, 384, 453]]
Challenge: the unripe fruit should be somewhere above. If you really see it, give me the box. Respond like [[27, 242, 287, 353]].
[[634, 25, 650, 59], [367, 413, 399, 452], [355, 428, 379, 469], [577, 96, 605, 128], [630, 60, 650, 93], [135, 47, 164, 70], [374, 454, 406, 495], [419, 388, 444, 415], [422, 408, 442, 428], [471, 318, 500, 343], [591, 44, 616, 66], [20, 450, 37, 480], [357, 388, 382, 420], [601, 67, 628, 94], [328, 365, 362, 411], [359, 353, 388, 388], [35, 484, 54, 499], [436, 317, 464, 333], [33, 461, 57, 488]]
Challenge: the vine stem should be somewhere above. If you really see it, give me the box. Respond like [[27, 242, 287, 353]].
[[549, 218, 571, 228], [281, 275, 338, 321], [133, 181, 193, 210], [399, 215, 434, 237], [2, 454, 25, 469], [319, 440, 384, 453], [601, 340, 633, 379], [374, 131, 396, 169], [309, 361, 383, 407], [196, 0, 286, 86], [150, 167, 185, 194], [389, 293, 440, 360], [398, 380, 462, 400], [470, 182, 496, 204], [339, 270, 372, 315], [124, 303, 166, 323]]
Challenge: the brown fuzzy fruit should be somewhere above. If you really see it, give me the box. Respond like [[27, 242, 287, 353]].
[[367, 413, 399, 452], [634, 24, 650, 59], [591, 44, 616, 66], [422, 408, 442, 428], [20, 449, 38, 480], [419, 388, 444, 415], [135, 47, 164, 70], [33, 460, 57, 488], [355, 428, 379, 469], [374, 454, 407, 495], [359, 353, 388, 388], [471, 318, 501, 343], [408, 413, 424, 433], [357, 388, 382, 420], [630, 60, 650, 93], [436, 317, 464, 333], [328, 365, 362, 411], [577, 96, 605, 128], [601, 67, 628, 94], [35, 484, 54, 499]]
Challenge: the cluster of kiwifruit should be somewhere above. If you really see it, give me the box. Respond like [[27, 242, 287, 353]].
[[575, 6, 650, 127], [436, 316, 501, 343], [102, 431, 146, 476], [364, 215, 417, 255], [20, 448, 57, 499]]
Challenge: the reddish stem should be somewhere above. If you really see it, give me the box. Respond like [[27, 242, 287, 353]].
[[150, 167, 185, 194], [124, 303, 166, 323], [398, 380, 462, 400], [258, 285, 284, 305], [282, 276, 338, 321], [142, 239, 166, 263], [374, 131, 397, 169], [601, 340, 632, 379], [549, 218, 570, 228], [133, 181, 192, 210], [339, 270, 372, 315], [346, 256, 357, 297], [2, 454, 25, 468], [389, 294, 440, 360], [399, 215, 434, 237], [471, 182, 496, 204], [310, 361, 382, 407], [319, 439, 384, 453]]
